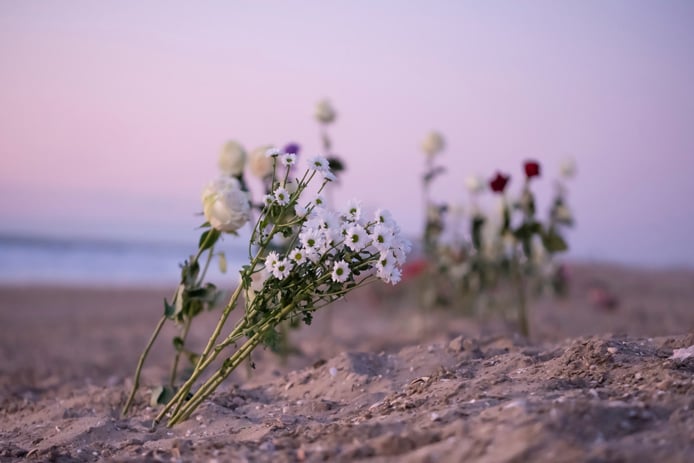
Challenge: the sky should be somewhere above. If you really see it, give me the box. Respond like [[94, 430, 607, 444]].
[[1, 1, 693, 267]]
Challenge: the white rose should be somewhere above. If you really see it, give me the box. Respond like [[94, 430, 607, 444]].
[[560, 158, 576, 179], [248, 145, 275, 179], [421, 131, 445, 158], [218, 141, 247, 176], [464, 175, 485, 194], [315, 99, 337, 124], [201, 177, 250, 233]]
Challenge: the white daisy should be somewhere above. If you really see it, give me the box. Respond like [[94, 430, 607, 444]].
[[370, 224, 394, 252], [307, 155, 330, 173], [345, 224, 369, 252], [271, 258, 293, 280], [299, 228, 324, 251], [331, 260, 351, 283], [280, 153, 297, 167], [289, 247, 306, 265], [262, 194, 274, 207], [344, 199, 362, 222], [264, 251, 280, 270], [273, 187, 290, 206], [265, 147, 281, 158]]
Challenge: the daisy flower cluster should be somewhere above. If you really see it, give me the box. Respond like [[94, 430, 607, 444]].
[[243, 150, 410, 328]]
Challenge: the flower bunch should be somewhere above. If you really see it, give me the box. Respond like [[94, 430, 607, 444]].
[[415, 147, 576, 337], [123, 148, 408, 426]]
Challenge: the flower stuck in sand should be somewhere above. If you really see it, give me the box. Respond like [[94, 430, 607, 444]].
[[124, 147, 409, 427]]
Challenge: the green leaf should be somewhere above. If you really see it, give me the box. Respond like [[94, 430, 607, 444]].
[[172, 336, 184, 352], [173, 284, 185, 318], [471, 216, 485, 250], [164, 298, 175, 318], [327, 156, 345, 173], [150, 385, 175, 407], [199, 228, 221, 251], [423, 166, 446, 184], [542, 228, 569, 253]]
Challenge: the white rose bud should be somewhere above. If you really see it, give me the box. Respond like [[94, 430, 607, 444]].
[[421, 131, 445, 158], [315, 99, 337, 124], [554, 204, 573, 223], [201, 177, 250, 233], [218, 141, 247, 176], [560, 158, 577, 179], [464, 175, 485, 194], [248, 145, 275, 179]]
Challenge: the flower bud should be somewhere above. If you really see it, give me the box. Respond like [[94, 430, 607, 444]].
[[315, 99, 337, 124], [201, 177, 250, 233], [218, 141, 247, 176], [489, 171, 511, 193], [560, 158, 577, 179], [464, 175, 485, 194], [248, 145, 275, 179], [421, 131, 445, 158], [523, 160, 541, 179]]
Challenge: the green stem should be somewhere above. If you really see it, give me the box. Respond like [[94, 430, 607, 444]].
[[167, 301, 296, 426], [121, 315, 167, 416], [169, 316, 192, 388], [513, 246, 529, 338]]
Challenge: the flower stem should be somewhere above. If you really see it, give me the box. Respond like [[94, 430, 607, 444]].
[[121, 314, 167, 416], [169, 245, 216, 387], [167, 301, 296, 426], [169, 316, 192, 388], [512, 246, 530, 338]]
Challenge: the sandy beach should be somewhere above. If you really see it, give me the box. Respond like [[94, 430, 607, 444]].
[[1, 262, 693, 462]]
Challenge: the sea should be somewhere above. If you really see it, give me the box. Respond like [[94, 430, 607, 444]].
[[0, 233, 247, 287]]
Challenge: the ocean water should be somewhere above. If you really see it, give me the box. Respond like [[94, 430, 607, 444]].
[[0, 234, 247, 287]]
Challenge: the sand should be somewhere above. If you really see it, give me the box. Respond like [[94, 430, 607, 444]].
[[1, 262, 693, 462]]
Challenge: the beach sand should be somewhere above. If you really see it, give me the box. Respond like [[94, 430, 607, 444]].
[[1, 263, 693, 462]]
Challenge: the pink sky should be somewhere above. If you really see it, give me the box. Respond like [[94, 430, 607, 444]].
[[1, 1, 693, 266]]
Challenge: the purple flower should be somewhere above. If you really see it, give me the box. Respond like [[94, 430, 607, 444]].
[[283, 143, 301, 155]]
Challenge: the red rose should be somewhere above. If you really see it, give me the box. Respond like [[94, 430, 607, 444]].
[[489, 172, 510, 193], [524, 160, 541, 179]]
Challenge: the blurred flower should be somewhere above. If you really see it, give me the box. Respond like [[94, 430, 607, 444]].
[[524, 160, 541, 179], [464, 175, 485, 194], [202, 177, 250, 232], [249, 145, 275, 179], [560, 158, 577, 179], [283, 142, 301, 155], [315, 99, 337, 124], [553, 204, 573, 223], [421, 131, 445, 158], [218, 141, 247, 177], [489, 172, 511, 193]]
